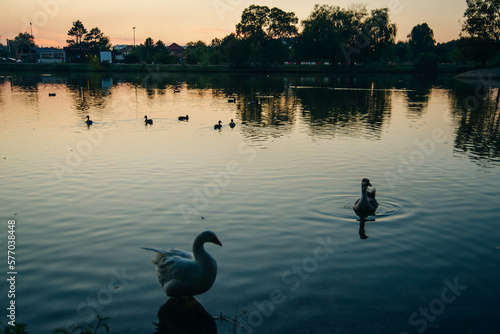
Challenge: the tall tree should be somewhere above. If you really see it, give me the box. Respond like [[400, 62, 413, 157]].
[[301, 4, 367, 64], [84, 27, 111, 50], [236, 5, 271, 38], [462, 0, 500, 44], [13, 32, 35, 52], [235, 5, 298, 65], [363, 8, 397, 61], [407, 23, 436, 58], [144, 37, 154, 48], [267, 7, 299, 39], [67, 20, 87, 46], [236, 5, 298, 39]]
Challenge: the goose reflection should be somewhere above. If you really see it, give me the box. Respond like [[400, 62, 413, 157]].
[[358, 218, 368, 240], [154, 296, 217, 334]]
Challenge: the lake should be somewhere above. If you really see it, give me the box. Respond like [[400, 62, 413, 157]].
[[1, 71, 499, 334]]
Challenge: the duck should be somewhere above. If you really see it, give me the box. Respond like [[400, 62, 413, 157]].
[[353, 178, 378, 217], [142, 231, 222, 298], [229, 119, 236, 128], [178, 115, 189, 121], [85, 115, 93, 126], [214, 120, 222, 130], [144, 115, 153, 124]]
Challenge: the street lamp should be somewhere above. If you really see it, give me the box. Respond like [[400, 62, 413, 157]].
[[133, 27, 136, 47]]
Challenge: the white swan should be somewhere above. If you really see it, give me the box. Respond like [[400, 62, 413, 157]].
[[144, 115, 153, 124], [353, 178, 378, 217], [142, 231, 222, 298]]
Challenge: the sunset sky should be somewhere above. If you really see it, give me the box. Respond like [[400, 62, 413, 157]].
[[2, 0, 467, 47]]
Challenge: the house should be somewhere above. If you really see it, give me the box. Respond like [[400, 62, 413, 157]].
[[63, 47, 100, 63], [167, 43, 185, 59], [113, 45, 133, 63], [16, 47, 36, 63], [35, 47, 65, 63]]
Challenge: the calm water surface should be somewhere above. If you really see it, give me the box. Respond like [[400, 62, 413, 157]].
[[1, 72, 499, 333]]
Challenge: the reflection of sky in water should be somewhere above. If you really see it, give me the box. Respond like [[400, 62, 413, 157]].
[[0, 73, 499, 334]]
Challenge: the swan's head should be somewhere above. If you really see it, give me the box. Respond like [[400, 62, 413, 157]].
[[361, 178, 372, 189], [198, 231, 222, 246], [86, 115, 90, 119], [144, 115, 148, 119]]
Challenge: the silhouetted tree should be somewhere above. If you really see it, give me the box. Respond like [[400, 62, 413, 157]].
[[185, 40, 208, 64], [235, 5, 298, 66], [220, 33, 250, 67], [12, 32, 35, 53], [455, 37, 498, 66], [434, 40, 457, 63], [84, 27, 111, 50], [267, 7, 299, 39], [362, 8, 397, 62], [300, 4, 378, 64], [67, 20, 87, 46], [407, 23, 436, 59], [394, 41, 410, 63], [462, 0, 500, 45]]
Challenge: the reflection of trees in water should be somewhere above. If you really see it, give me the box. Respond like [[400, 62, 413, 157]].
[[5, 74, 41, 108], [449, 82, 500, 163], [234, 92, 299, 141], [404, 75, 434, 117], [66, 74, 112, 114], [295, 87, 391, 138]]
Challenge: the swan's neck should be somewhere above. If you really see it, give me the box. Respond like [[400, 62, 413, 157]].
[[361, 185, 368, 200], [192, 240, 210, 263]]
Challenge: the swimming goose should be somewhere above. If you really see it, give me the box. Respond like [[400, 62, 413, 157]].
[[214, 120, 222, 130], [85, 115, 93, 125], [229, 119, 236, 128], [144, 115, 153, 124], [142, 231, 222, 298], [178, 115, 189, 121], [353, 178, 378, 217]]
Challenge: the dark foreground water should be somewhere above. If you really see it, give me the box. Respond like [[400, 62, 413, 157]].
[[1, 72, 499, 333]]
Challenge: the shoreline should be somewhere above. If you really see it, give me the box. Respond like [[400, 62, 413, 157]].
[[455, 67, 500, 79], [0, 62, 477, 75]]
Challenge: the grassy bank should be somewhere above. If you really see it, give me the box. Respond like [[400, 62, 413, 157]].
[[0, 62, 477, 75]]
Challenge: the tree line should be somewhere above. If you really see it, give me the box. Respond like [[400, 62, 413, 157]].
[[2, 1, 499, 69]]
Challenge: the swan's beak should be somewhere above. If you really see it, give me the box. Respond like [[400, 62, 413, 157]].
[[367, 181, 372, 187], [213, 236, 222, 246]]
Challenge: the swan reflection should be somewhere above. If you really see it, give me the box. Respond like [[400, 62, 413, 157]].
[[154, 296, 217, 334]]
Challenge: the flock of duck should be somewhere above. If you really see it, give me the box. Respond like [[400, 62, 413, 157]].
[[84, 114, 237, 130], [142, 178, 378, 299]]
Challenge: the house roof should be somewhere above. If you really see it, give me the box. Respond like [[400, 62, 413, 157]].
[[167, 43, 185, 51]]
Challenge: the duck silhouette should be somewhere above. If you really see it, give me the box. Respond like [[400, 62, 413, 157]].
[[353, 178, 378, 217]]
